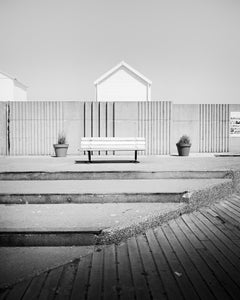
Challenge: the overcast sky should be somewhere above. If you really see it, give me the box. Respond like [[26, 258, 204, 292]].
[[0, 0, 239, 103]]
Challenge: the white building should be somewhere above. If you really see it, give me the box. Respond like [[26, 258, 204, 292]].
[[0, 71, 27, 101], [94, 61, 152, 101]]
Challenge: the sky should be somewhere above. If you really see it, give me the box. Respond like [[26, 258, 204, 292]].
[[0, 0, 240, 103]]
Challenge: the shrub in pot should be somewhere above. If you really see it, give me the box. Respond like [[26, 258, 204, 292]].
[[53, 132, 69, 157], [176, 135, 191, 156]]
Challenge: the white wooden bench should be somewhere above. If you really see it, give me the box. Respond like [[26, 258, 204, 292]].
[[81, 137, 146, 163]]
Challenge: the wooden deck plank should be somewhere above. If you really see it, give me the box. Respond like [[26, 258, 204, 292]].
[[227, 198, 240, 210], [145, 229, 184, 300], [189, 214, 240, 288], [181, 214, 209, 241], [0, 289, 9, 300], [38, 266, 64, 300], [102, 245, 118, 300], [200, 208, 240, 241], [219, 202, 240, 219], [224, 200, 240, 213], [22, 272, 48, 300], [191, 211, 240, 266], [116, 242, 135, 300], [181, 213, 240, 299], [196, 209, 240, 250], [127, 237, 151, 300], [174, 217, 204, 249], [136, 234, 167, 300], [161, 222, 215, 300], [193, 211, 240, 260], [200, 240, 240, 298], [211, 205, 240, 230], [231, 194, 240, 204], [197, 242, 240, 300], [173, 217, 231, 300], [87, 248, 104, 300], [154, 226, 199, 300], [5, 279, 32, 300], [54, 261, 78, 300], [70, 254, 92, 300]]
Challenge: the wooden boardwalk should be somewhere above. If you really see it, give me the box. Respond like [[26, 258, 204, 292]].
[[1, 194, 240, 300]]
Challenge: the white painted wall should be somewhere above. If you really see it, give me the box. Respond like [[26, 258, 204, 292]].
[[96, 67, 150, 101], [0, 72, 27, 101], [0, 73, 14, 101], [14, 80, 27, 101]]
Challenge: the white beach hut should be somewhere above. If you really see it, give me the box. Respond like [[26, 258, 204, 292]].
[[0, 71, 27, 101], [94, 61, 152, 101]]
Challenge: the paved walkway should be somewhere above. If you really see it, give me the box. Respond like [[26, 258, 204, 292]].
[[0, 178, 230, 195], [1, 194, 240, 300], [1, 155, 240, 173]]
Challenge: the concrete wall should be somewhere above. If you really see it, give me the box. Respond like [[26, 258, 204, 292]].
[[0, 103, 7, 155], [171, 104, 231, 153], [171, 104, 200, 153], [13, 80, 27, 101], [9, 102, 63, 155], [1, 101, 239, 156], [0, 76, 13, 101]]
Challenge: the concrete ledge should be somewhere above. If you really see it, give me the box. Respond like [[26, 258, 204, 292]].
[[0, 193, 185, 204], [0, 231, 100, 247], [0, 170, 230, 180]]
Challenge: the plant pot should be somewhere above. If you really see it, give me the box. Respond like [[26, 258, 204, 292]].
[[176, 143, 191, 156], [53, 144, 69, 157]]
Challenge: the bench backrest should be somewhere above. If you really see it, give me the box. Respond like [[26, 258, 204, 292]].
[[81, 137, 146, 151]]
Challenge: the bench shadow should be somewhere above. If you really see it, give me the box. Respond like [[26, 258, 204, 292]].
[[75, 160, 139, 164]]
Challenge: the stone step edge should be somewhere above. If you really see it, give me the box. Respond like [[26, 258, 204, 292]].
[[0, 193, 185, 204], [0, 170, 231, 180]]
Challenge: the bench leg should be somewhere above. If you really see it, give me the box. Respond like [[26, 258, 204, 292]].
[[88, 151, 92, 163], [134, 150, 138, 162]]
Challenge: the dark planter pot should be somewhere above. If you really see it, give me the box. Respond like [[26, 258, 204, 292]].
[[53, 144, 69, 157], [176, 143, 191, 156]]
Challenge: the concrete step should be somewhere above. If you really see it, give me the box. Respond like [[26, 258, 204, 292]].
[[0, 203, 186, 246], [0, 178, 231, 204], [0, 229, 100, 246], [0, 170, 230, 180]]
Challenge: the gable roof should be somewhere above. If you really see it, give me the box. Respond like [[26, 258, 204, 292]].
[[94, 61, 152, 85], [0, 70, 28, 89]]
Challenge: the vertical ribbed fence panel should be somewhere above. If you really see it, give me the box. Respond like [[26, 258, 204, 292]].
[[138, 101, 171, 155], [0, 102, 7, 155], [199, 104, 229, 152], [83, 102, 115, 155], [9, 102, 64, 155]]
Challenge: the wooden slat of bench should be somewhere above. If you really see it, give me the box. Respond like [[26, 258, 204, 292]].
[[81, 147, 145, 151], [82, 138, 145, 141], [81, 138, 146, 154]]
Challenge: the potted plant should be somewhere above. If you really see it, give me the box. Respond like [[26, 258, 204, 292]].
[[176, 135, 191, 156], [53, 132, 69, 157]]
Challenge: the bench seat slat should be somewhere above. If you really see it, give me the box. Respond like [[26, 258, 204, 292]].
[[80, 137, 146, 155]]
